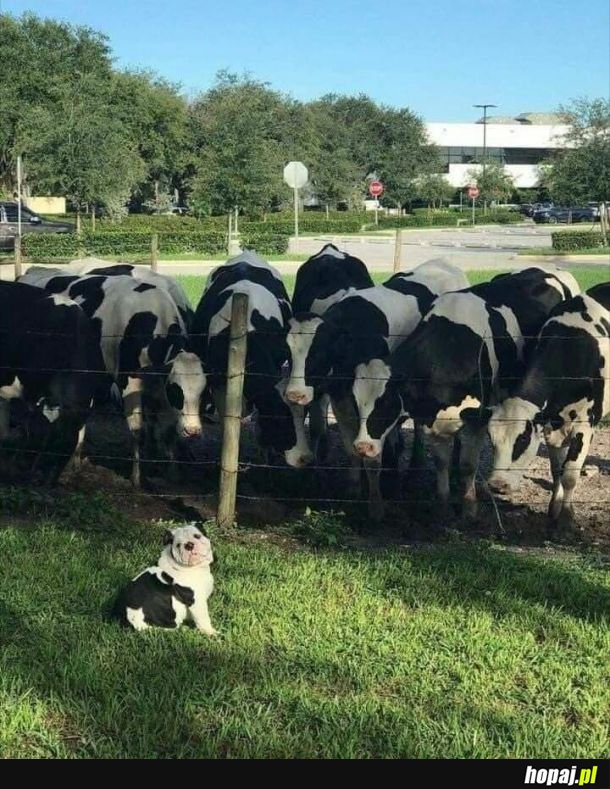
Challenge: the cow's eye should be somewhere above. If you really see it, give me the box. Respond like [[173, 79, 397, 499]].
[[166, 382, 184, 409]]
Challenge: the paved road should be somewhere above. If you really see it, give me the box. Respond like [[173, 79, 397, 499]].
[[289, 224, 561, 271]]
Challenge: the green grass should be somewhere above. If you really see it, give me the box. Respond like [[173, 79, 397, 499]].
[[1, 494, 610, 758], [176, 267, 609, 308]]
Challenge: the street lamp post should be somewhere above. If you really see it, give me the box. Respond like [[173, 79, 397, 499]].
[[473, 103, 497, 211]]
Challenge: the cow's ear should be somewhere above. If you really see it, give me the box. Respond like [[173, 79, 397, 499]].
[[163, 529, 174, 545], [461, 406, 492, 427], [533, 411, 545, 426]]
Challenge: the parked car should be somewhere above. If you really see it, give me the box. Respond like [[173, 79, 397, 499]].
[[521, 202, 554, 218], [0, 202, 74, 250], [532, 206, 601, 224]]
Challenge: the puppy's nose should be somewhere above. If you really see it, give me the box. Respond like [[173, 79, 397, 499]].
[[185, 542, 194, 552]]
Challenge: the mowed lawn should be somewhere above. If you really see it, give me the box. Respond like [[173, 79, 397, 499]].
[[176, 266, 609, 306], [1, 501, 610, 759]]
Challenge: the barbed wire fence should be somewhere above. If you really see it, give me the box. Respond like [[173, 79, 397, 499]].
[[0, 290, 609, 531]]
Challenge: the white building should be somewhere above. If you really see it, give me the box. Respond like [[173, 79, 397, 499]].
[[425, 112, 571, 189]]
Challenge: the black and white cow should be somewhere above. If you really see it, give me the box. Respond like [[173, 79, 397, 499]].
[[0, 281, 101, 483], [18, 270, 206, 485], [285, 259, 469, 516], [370, 267, 581, 516], [292, 244, 373, 315], [481, 283, 609, 528], [192, 251, 312, 467], [289, 244, 374, 459], [67, 258, 194, 328]]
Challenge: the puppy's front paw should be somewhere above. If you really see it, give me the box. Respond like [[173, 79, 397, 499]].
[[199, 626, 219, 637]]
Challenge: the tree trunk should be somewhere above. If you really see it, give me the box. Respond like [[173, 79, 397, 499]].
[[91, 208, 96, 233], [76, 209, 81, 234], [154, 180, 160, 213], [326, 203, 330, 219]]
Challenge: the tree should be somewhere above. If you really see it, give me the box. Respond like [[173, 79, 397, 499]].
[[543, 98, 610, 205], [466, 162, 515, 205], [414, 173, 455, 209], [189, 72, 310, 216], [377, 109, 438, 210], [17, 72, 144, 224], [111, 71, 191, 210], [0, 13, 112, 193]]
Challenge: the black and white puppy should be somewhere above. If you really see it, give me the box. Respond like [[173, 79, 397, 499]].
[[112, 524, 217, 635]]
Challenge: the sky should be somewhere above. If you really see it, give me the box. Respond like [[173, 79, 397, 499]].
[[2, 0, 609, 121]]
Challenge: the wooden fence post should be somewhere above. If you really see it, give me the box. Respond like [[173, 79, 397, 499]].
[[393, 229, 403, 273], [217, 292, 249, 528], [151, 233, 159, 273], [14, 236, 22, 279]]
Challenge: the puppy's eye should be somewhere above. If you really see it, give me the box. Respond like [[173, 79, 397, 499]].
[[194, 533, 201, 539]]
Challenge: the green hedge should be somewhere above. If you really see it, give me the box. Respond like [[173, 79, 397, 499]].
[[551, 231, 606, 251], [240, 232, 290, 254], [84, 212, 365, 235], [22, 230, 227, 258], [372, 210, 521, 230]]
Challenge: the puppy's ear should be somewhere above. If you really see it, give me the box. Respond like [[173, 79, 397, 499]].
[[162, 529, 174, 545]]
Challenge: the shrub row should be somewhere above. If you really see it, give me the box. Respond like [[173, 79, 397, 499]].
[[22, 230, 227, 258], [373, 210, 522, 230], [551, 231, 606, 251], [240, 232, 289, 254], [85, 211, 365, 235]]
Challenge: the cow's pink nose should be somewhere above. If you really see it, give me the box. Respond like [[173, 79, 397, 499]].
[[354, 441, 378, 458], [286, 390, 308, 404], [183, 425, 202, 438]]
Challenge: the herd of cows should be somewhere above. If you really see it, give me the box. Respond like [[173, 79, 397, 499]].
[[0, 245, 609, 531]]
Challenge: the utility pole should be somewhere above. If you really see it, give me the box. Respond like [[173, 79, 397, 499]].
[[473, 103, 497, 211]]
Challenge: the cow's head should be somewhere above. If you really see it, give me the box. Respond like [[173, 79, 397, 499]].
[[285, 315, 331, 406], [255, 382, 314, 468], [351, 359, 404, 459], [164, 350, 208, 439], [462, 397, 543, 493]]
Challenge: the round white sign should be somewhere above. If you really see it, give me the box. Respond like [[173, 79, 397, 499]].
[[283, 161, 308, 189]]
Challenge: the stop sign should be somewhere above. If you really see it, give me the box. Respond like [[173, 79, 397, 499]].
[[467, 185, 480, 199], [369, 180, 384, 197]]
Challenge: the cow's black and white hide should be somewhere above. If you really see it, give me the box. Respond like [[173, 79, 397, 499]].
[[66, 258, 194, 329], [286, 258, 469, 517], [288, 244, 373, 462], [479, 288, 609, 528], [0, 281, 101, 483], [292, 244, 373, 315], [192, 251, 311, 466], [378, 267, 581, 516], [18, 270, 206, 485]]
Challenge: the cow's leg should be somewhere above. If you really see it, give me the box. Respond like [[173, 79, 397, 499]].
[[122, 376, 144, 487], [0, 399, 10, 441], [550, 429, 593, 530], [363, 456, 384, 520], [68, 424, 87, 472], [410, 420, 425, 469], [458, 426, 487, 517], [547, 439, 569, 522], [309, 394, 329, 461], [331, 395, 361, 496], [429, 433, 453, 513]]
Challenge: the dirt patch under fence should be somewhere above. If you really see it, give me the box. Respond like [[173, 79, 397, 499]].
[[4, 403, 600, 553]]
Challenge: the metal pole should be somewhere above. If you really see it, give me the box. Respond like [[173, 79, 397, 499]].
[[227, 211, 232, 256], [472, 197, 476, 226], [473, 103, 497, 215], [294, 186, 299, 238], [375, 198, 379, 226], [217, 292, 249, 528], [17, 155, 22, 240]]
